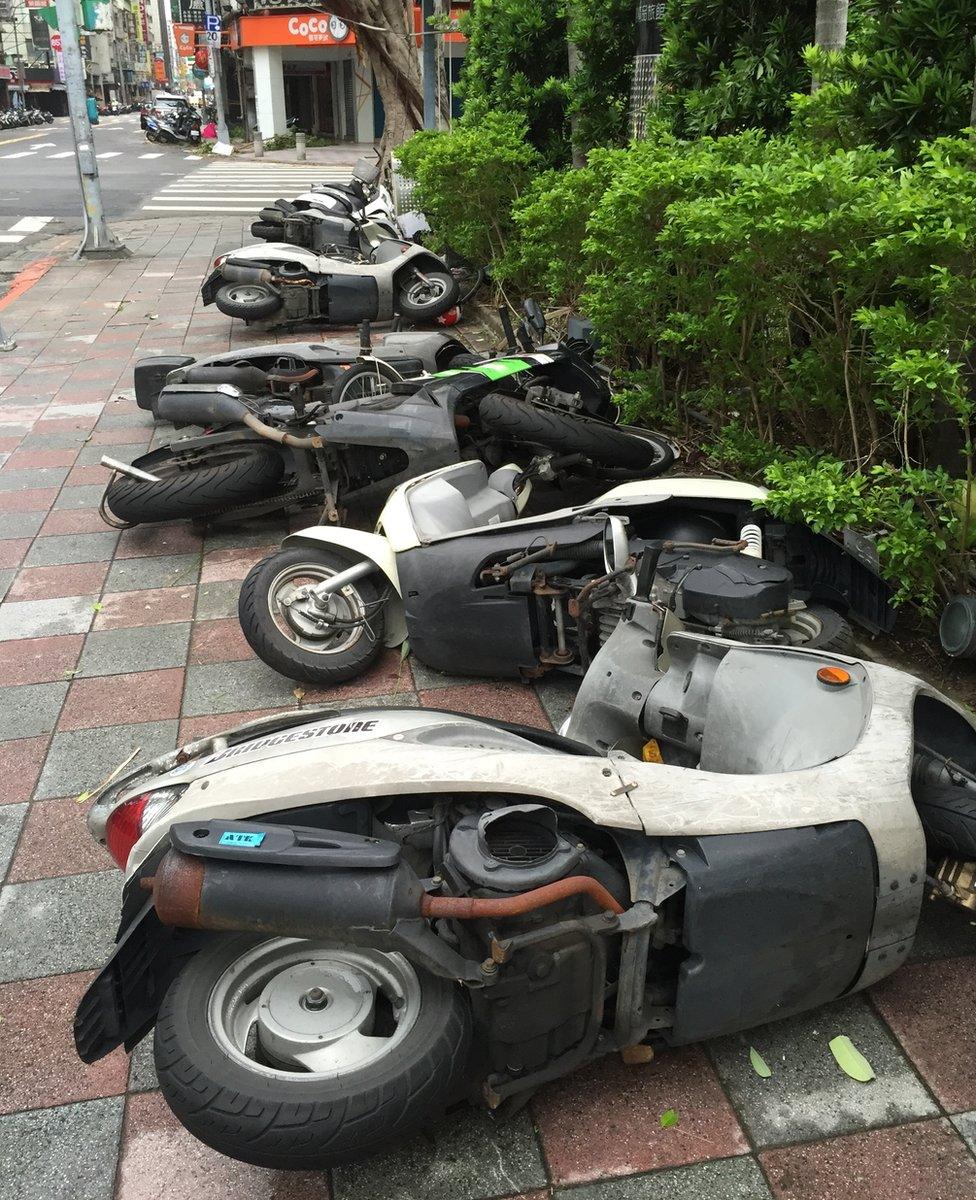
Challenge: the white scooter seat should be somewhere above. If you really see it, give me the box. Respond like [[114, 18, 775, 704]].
[[406, 461, 520, 541]]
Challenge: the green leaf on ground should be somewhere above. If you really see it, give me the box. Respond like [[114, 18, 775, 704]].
[[829, 1035, 875, 1082], [749, 1047, 772, 1078], [400, 640, 411, 661], [659, 1108, 679, 1128]]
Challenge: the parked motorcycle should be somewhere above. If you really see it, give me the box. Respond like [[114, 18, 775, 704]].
[[251, 156, 397, 244], [146, 106, 201, 144], [132, 328, 475, 417], [239, 460, 891, 686], [100, 335, 673, 527], [73, 589, 976, 1168]]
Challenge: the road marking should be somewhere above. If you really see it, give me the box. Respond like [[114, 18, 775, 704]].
[[139, 152, 163, 159], [0, 130, 52, 148], [30, 142, 57, 149], [0, 150, 39, 159], [8, 217, 53, 233], [47, 151, 75, 158], [0, 234, 24, 243], [97, 151, 122, 159]]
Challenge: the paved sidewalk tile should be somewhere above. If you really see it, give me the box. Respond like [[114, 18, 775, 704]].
[[0, 1097, 125, 1200], [7, 562, 109, 602], [0, 803, 26, 880], [77, 623, 191, 677], [58, 668, 184, 730], [0, 871, 120, 981], [194, 579, 242, 620], [0, 681, 69, 739], [759, 1119, 976, 1200], [93, 586, 196, 629], [187, 617, 252, 665], [0, 736, 50, 803], [116, 1091, 332, 1200], [105, 552, 201, 592], [24, 532, 119, 567], [183, 658, 315, 716], [560, 1157, 773, 1200], [0, 635, 83, 686], [0, 971, 128, 1114], [115, 524, 205, 559], [0, 595, 97, 642], [8, 796, 113, 882], [708, 996, 937, 1147], [419, 681, 549, 729], [199, 544, 276, 583], [871, 956, 976, 1112], [533, 1049, 748, 1186], [333, 1107, 547, 1200], [35, 719, 179, 800], [0, 539, 31, 569]]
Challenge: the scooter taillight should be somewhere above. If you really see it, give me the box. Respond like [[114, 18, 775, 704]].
[[213, 254, 227, 269], [104, 787, 184, 868]]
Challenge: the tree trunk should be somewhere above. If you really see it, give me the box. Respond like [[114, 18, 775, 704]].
[[331, 0, 426, 159], [812, 0, 849, 92], [970, 36, 976, 129], [566, 3, 586, 167]]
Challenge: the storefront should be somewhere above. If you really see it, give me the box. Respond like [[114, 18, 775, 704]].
[[228, 6, 468, 142]]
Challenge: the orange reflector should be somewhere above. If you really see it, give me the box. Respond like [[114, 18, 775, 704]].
[[817, 666, 851, 687], [642, 739, 664, 763]]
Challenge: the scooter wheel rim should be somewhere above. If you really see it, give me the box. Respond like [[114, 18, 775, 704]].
[[208, 939, 422, 1079], [405, 276, 448, 306], [268, 561, 369, 654], [224, 284, 270, 305]]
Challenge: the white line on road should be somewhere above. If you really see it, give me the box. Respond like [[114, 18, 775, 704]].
[[30, 142, 57, 149], [8, 217, 53, 233], [141, 205, 267, 212], [47, 151, 75, 158], [0, 234, 24, 243], [139, 152, 164, 159], [96, 151, 123, 159], [0, 151, 38, 159]]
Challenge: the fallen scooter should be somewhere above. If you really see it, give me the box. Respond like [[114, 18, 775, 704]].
[[74, 597, 976, 1169], [132, 328, 475, 418], [201, 235, 459, 326], [239, 460, 891, 686], [101, 326, 672, 527]]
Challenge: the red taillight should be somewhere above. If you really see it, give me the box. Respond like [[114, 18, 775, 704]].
[[105, 793, 152, 868]]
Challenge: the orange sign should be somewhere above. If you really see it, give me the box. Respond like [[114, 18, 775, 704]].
[[153, 57, 167, 82], [173, 23, 197, 56], [235, 13, 355, 48]]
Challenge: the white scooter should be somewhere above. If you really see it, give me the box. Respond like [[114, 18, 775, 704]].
[[238, 459, 894, 687]]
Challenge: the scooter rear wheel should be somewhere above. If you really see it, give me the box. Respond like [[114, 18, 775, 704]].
[[239, 547, 387, 685], [103, 445, 286, 525], [214, 283, 283, 321], [154, 933, 472, 1169]]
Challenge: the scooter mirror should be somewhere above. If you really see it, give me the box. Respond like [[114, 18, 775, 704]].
[[602, 515, 630, 576], [523, 298, 547, 339]]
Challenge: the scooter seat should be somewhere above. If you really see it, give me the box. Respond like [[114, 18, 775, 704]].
[[407, 461, 518, 541]]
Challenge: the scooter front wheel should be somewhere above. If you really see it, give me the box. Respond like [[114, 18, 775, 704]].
[[395, 269, 460, 321], [214, 282, 283, 321], [239, 547, 387, 685], [154, 933, 472, 1169]]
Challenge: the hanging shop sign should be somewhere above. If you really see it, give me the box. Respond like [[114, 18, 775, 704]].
[[50, 31, 65, 82], [233, 12, 355, 47], [173, 22, 197, 55]]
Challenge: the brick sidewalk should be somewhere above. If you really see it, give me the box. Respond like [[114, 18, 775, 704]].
[[0, 222, 975, 1200]]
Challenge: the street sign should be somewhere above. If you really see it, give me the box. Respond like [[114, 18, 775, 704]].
[[50, 30, 65, 82], [204, 12, 220, 31], [205, 29, 220, 47]]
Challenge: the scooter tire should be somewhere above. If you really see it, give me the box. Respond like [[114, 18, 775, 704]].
[[250, 221, 282, 241], [214, 283, 283, 321], [239, 547, 386, 685], [395, 269, 460, 321], [478, 392, 674, 472], [154, 932, 473, 1169], [913, 782, 976, 858], [103, 445, 286, 525], [258, 207, 285, 224]]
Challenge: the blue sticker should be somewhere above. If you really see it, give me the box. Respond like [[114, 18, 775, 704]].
[[218, 830, 266, 847]]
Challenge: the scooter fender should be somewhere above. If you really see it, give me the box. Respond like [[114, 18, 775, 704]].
[[226, 243, 322, 269], [283, 526, 406, 648]]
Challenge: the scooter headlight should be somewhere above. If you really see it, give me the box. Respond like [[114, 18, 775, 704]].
[[103, 786, 186, 868]]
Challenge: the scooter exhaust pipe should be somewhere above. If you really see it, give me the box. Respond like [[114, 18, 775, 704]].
[[145, 848, 626, 934], [221, 263, 274, 287]]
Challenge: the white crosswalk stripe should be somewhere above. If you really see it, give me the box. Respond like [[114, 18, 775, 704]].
[[139, 152, 164, 159], [140, 161, 355, 214], [96, 151, 123, 159], [0, 150, 38, 159], [0, 215, 54, 244], [47, 151, 75, 158]]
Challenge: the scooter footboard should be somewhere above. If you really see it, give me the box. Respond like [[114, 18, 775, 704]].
[[665, 821, 877, 1044]]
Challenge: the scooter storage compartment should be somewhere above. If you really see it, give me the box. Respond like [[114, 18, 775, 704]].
[[664, 822, 876, 1043], [134, 356, 195, 411], [326, 275, 380, 325]]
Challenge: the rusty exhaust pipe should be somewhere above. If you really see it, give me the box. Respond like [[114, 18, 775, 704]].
[[143, 850, 626, 933]]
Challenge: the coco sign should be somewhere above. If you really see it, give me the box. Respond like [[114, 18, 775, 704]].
[[236, 12, 354, 46]]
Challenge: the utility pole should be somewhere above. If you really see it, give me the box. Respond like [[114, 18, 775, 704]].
[[204, 0, 229, 145], [53, 0, 127, 256]]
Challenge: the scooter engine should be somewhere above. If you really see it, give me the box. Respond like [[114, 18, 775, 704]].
[[439, 804, 627, 1097]]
